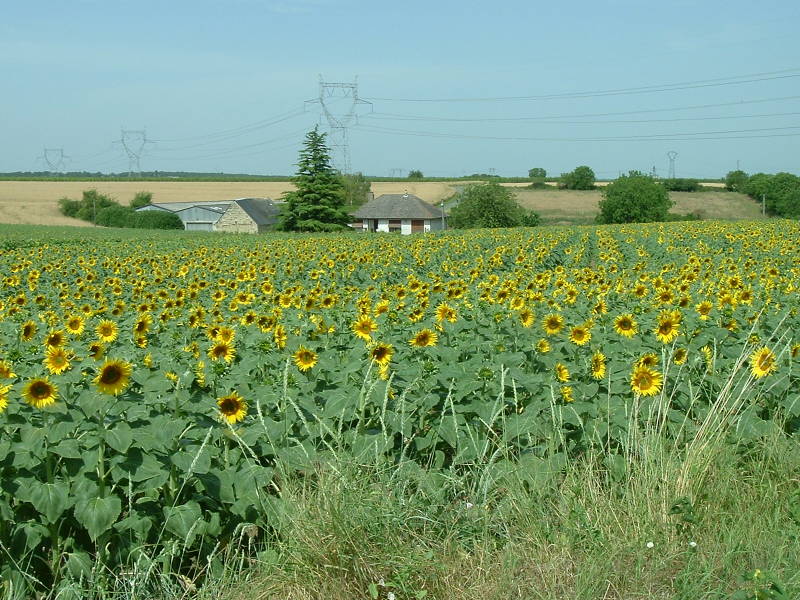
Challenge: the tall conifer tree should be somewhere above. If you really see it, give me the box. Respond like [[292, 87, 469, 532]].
[[277, 128, 351, 231]]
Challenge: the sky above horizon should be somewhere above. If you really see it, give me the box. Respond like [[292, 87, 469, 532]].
[[2, 0, 799, 179]]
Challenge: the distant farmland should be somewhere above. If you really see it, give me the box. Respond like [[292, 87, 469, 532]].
[[0, 179, 754, 227]]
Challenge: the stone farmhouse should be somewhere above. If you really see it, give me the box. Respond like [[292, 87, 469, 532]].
[[136, 198, 279, 233], [351, 193, 447, 234]]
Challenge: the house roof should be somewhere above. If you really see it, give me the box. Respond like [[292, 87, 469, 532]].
[[138, 201, 232, 212], [352, 194, 444, 219], [231, 198, 279, 225]]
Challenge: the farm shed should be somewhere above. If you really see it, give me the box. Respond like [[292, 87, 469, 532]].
[[136, 201, 232, 231], [214, 198, 280, 233], [351, 193, 446, 234]]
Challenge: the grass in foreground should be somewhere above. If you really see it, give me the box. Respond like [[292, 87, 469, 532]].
[[205, 435, 799, 600]]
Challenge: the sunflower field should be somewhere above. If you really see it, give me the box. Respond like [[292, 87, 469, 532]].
[[1, 221, 799, 593]]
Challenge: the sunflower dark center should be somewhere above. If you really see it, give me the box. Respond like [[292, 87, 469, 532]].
[[31, 382, 51, 399], [100, 366, 122, 384]]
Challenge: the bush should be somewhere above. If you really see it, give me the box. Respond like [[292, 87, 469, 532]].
[[133, 210, 184, 229], [95, 205, 136, 227], [725, 170, 749, 192], [57, 189, 183, 228], [528, 167, 546, 178], [448, 181, 539, 228], [527, 180, 549, 189], [408, 170, 424, 180], [130, 191, 153, 209], [743, 172, 800, 217], [560, 165, 595, 190], [597, 171, 673, 224], [661, 178, 701, 192]]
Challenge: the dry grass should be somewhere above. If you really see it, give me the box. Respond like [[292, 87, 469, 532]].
[[513, 189, 764, 225]]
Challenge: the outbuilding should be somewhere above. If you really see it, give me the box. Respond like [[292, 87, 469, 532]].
[[351, 193, 446, 234]]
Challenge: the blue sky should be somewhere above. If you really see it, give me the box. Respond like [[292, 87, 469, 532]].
[[2, 0, 799, 178]]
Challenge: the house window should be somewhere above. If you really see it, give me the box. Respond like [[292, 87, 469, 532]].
[[388, 219, 402, 233]]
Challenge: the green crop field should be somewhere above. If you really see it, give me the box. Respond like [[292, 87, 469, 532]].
[[1, 221, 798, 599]]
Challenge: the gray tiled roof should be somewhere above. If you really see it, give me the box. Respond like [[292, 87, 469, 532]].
[[233, 198, 279, 225], [352, 194, 443, 219]]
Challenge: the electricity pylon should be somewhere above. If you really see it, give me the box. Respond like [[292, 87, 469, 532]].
[[116, 129, 153, 175], [39, 148, 69, 173], [305, 76, 372, 173]]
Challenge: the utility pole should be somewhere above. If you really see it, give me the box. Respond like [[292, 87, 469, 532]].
[[306, 76, 372, 173], [115, 128, 153, 176], [762, 194, 766, 216]]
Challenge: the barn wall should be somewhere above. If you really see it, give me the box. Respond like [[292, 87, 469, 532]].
[[215, 204, 257, 233]]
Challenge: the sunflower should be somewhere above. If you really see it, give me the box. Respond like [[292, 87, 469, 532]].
[[88, 341, 105, 360], [293, 346, 318, 372], [21, 320, 37, 341], [94, 359, 133, 395], [654, 311, 680, 344], [543, 313, 564, 336], [45, 330, 66, 348], [96, 320, 119, 344], [22, 377, 59, 409], [590, 351, 606, 380], [370, 342, 394, 367], [44, 347, 71, 375], [273, 324, 287, 350], [749, 347, 776, 379], [409, 328, 438, 348], [65, 315, 85, 336], [636, 353, 660, 368], [134, 314, 152, 335], [374, 300, 390, 316], [695, 301, 713, 320], [208, 341, 236, 363], [217, 391, 248, 424], [569, 324, 591, 346], [352, 316, 378, 341], [535, 339, 551, 353], [560, 386, 575, 403], [672, 348, 688, 365], [613, 314, 638, 338], [630, 365, 663, 397], [0, 384, 10, 413], [214, 326, 236, 343], [435, 303, 457, 323], [555, 363, 570, 383], [518, 308, 535, 328], [0, 360, 16, 379]]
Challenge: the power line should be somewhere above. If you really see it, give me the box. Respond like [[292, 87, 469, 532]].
[[152, 109, 306, 147], [364, 68, 800, 103], [363, 110, 800, 126], [352, 122, 800, 142]]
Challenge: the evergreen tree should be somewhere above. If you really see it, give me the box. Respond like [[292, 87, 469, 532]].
[[277, 128, 351, 232]]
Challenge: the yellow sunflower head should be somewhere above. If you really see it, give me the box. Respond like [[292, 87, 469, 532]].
[[94, 359, 133, 395], [293, 346, 318, 372], [370, 342, 394, 367], [630, 365, 663, 397], [21, 320, 38, 342], [95, 320, 119, 343], [590, 351, 606, 380], [613, 314, 638, 338], [22, 377, 59, 409], [45, 329, 66, 348], [0, 360, 16, 379], [208, 341, 236, 363], [0, 384, 10, 413], [555, 363, 570, 383], [44, 346, 71, 375], [749, 347, 776, 379], [409, 328, 438, 348], [543, 313, 564, 336], [654, 311, 680, 344], [352, 316, 377, 341], [217, 391, 248, 424], [569, 325, 591, 346], [65, 315, 85, 336]]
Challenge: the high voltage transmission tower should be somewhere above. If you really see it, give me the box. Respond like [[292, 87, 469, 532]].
[[115, 129, 153, 175], [667, 150, 678, 179], [39, 148, 70, 173], [305, 76, 371, 173]]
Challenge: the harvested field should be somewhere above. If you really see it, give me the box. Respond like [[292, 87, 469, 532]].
[[512, 188, 764, 225]]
